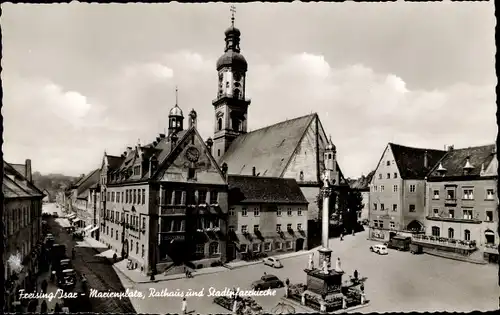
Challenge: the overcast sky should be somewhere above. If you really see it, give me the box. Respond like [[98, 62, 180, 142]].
[[2, 2, 496, 178]]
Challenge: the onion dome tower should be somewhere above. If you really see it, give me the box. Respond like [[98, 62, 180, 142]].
[[212, 6, 251, 160], [168, 87, 184, 136]]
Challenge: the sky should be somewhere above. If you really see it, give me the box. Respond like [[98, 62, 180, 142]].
[[2, 2, 496, 178]]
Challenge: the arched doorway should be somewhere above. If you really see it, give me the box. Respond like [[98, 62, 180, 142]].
[[226, 243, 236, 262], [295, 238, 304, 251], [485, 230, 495, 244], [407, 220, 424, 232]]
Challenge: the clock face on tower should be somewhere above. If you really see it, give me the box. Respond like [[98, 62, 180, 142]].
[[185, 147, 200, 162]]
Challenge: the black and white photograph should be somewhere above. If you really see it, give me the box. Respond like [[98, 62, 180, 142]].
[[1, 1, 497, 314]]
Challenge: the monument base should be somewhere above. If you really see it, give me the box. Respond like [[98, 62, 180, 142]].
[[318, 247, 333, 269]]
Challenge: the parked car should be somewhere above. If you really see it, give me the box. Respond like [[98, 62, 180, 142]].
[[57, 269, 77, 288], [370, 244, 388, 255], [263, 257, 283, 268], [251, 274, 284, 291], [387, 236, 411, 251]]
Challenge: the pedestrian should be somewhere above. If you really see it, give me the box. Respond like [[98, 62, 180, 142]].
[[181, 297, 187, 315], [360, 283, 364, 292], [353, 269, 358, 280], [40, 300, 48, 313], [340, 233, 344, 241], [264, 272, 267, 276], [41, 279, 48, 294]]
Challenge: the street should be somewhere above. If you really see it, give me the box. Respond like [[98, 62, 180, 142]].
[[43, 203, 136, 313], [117, 230, 497, 314]]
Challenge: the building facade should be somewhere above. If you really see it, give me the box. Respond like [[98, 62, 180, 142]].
[[348, 171, 374, 222], [227, 175, 309, 260], [369, 143, 446, 241], [3, 160, 44, 312], [420, 144, 498, 262]]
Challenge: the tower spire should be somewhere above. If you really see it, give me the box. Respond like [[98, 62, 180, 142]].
[[230, 5, 236, 27], [175, 86, 178, 106]]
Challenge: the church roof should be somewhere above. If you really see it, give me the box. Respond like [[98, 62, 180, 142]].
[[3, 161, 44, 199], [228, 175, 308, 204], [76, 169, 100, 199], [427, 144, 496, 178], [221, 113, 316, 177], [389, 143, 446, 180], [349, 170, 375, 191]]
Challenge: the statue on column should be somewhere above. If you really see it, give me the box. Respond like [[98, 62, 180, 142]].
[[322, 171, 330, 188], [335, 257, 342, 273]]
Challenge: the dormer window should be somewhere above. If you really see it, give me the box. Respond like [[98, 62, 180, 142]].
[[133, 166, 140, 176]]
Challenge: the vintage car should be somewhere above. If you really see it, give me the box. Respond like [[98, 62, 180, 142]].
[[57, 269, 77, 288], [251, 274, 284, 291], [263, 257, 283, 268], [369, 244, 388, 255]]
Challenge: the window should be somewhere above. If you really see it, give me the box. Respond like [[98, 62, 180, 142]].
[[188, 168, 196, 180], [137, 191, 141, 204], [241, 225, 248, 234], [286, 241, 293, 249], [448, 228, 454, 239], [380, 204, 385, 210], [198, 190, 207, 204], [486, 189, 495, 200], [394, 173, 398, 179], [121, 192, 124, 202], [409, 185, 416, 193], [373, 186, 377, 192], [111, 228, 114, 238], [264, 242, 271, 251], [253, 208, 260, 217], [287, 208, 292, 216], [387, 173, 390, 179], [275, 242, 283, 250], [133, 189, 137, 204], [210, 191, 218, 204], [297, 223, 302, 230], [373, 220, 379, 227], [380, 185, 385, 192], [464, 229, 471, 241], [229, 208, 235, 216], [486, 211, 493, 222], [379, 174, 382, 179], [448, 209, 455, 218], [241, 208, 247, 216], [393, 185, 398, 192], [217, 149, 221, 157], [433, 190, 440, 200], [276, 224, 282, 232], [142, 217, 146, 229], [463, 189, 474, 200], [186, 191, 196, 205], [240, 244, 247, 252], [409, 204, 416, 212], [174, 191, 183, 205], [373, 203, 378, 211], [386, 161, 390, 166], [116, 232, 118, 240], [277, 208, 282, 216], [432, 208, 439, 217], [298, 209, 303, 216], [462, 209, 473, 220], [379, 221, 384, 229], [287, 223, 292, 230], [446, 189, 455, 200], [134, 166, 140, 176], [112, 192, 115, 202], [252, 243, 260, 252], [392, 204, 397, 212], [217, 118, 222, 131], [390, 221, 395, 229], [431, 226, 440, 237], [209, 242, 220, 255], [142, 189, 146, 204], [117, 192, 120, 203], [253, 225, 259, 233], [142, 245, 145, 257], [130, 240, 133, 252]]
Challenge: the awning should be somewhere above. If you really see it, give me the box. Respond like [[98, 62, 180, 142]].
[[89, 226, 99, 233], [67, 214, 77, 220], [83, 225, 93, 232], [485, 230, 495, 235], [72, 218, 82, 224]]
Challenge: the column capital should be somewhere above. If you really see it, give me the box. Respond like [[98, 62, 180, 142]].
[[322, 187, 332, 198]]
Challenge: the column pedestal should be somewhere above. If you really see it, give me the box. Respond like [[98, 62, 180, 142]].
[[318, 247, 332, 269]]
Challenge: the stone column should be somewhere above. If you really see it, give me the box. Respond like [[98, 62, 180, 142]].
[[319, 185, 333, 269]]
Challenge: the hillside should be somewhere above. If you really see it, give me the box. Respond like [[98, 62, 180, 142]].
[[32, 172, 80, 202]]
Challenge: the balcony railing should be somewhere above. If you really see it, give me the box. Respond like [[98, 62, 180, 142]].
[[425, 215, 481, 224], [412, 234, 477, 249]]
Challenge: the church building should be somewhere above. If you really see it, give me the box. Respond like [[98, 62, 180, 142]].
[[211, 14, 348, 223]]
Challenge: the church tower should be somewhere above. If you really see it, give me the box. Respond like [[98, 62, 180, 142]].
[[212, 6, 251, 160], [168, 87, 184, 136], [324, 136, 339, 186]]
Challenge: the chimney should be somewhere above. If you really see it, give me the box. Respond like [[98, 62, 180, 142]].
[[25, 159, 32, 182], [448, 145, 454, 152], [423, 150, 428, 168], [252, 166, 256, 176], [159, 133, 166, 139]]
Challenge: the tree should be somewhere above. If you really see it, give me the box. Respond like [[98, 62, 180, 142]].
[[339, 190, 364, 232]]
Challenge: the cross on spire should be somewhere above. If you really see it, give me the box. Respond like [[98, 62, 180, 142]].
[[230, 5, 236, 26], [175, 86, 178, 105]]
